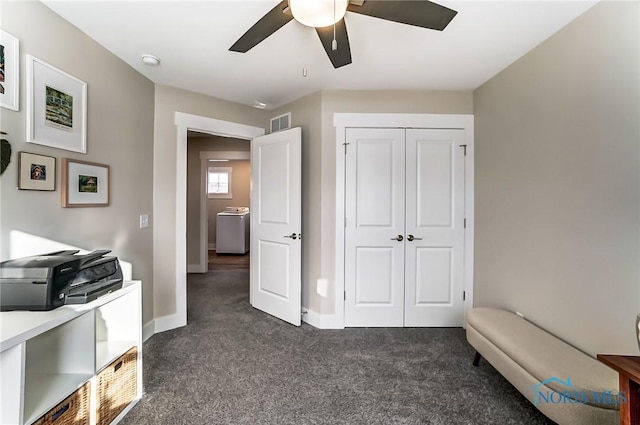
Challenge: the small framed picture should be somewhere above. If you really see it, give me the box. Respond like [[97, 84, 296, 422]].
[[26, 55, 87, 153], [0, 30, 19, 111], [62, 158, 110, 207], [18, 152, 56, 191]]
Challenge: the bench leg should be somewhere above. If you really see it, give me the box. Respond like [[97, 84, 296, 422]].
[[472, 351, 482, 367]]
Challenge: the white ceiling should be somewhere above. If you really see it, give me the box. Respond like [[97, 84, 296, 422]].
[[42, 0, 598, 110]]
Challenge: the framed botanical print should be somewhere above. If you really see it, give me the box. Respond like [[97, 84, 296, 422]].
[[26, 55, 87, 153], [62, 158, 110, 207]]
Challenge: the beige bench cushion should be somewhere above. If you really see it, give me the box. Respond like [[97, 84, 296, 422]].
[[467, 307, 619, 410]]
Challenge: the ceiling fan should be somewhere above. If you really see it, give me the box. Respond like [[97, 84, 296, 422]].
[[229, 0, 457, 69]]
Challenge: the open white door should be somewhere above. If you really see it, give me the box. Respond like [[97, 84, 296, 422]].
[[250, 127, 302, 326]]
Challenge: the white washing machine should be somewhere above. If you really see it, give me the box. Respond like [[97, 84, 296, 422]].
[[216, 207, 250, 254]]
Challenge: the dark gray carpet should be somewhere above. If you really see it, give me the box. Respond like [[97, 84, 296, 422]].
[[120, 270, 555, 425]]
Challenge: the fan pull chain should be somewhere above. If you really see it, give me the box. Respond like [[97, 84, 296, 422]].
[[332, 0, 338, 51]]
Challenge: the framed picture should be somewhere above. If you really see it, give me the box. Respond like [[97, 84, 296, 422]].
[[62, 158, 109, 207], [18, 152, 56, 191], [26, 55, 87, 153], [0, 30, 19, 111]]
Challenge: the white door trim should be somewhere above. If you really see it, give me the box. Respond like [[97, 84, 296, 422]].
[[168, 112, 264, 333], [333, 113, 474, 328]]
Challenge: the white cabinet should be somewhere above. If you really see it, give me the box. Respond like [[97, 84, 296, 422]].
[[95, 288, 140, 372], [0, 281, 142, 425], [24, 313, 95, 424]]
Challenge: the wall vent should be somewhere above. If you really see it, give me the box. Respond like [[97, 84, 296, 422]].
[[270, 113, 291, 133]]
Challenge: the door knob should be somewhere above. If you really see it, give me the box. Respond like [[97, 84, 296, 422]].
[[284, 233, 298, 240], [407, 235, 423, 242], [391, 235, 404, 241]]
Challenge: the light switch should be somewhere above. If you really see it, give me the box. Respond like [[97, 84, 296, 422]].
[[139, 214, 149, 229]]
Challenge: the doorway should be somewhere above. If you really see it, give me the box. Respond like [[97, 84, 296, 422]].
[[171, 113, 265, 332], [185, 131, 251, 273]]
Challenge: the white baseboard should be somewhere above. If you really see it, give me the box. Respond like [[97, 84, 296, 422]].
[[302, 310, 344, 329], [187, 264, 207, 273], [154, 312, 187, 334], [142, 320, 155, 342], [208, 243, 216, 250]]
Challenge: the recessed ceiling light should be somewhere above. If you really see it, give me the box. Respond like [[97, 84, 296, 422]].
[[141, 54, 160, 66]]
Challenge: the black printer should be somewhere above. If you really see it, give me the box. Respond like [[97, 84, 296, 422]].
[[0, 250, 123, 311]]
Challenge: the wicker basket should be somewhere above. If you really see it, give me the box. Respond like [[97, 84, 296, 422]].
[[33, 381, 90, 425], [96, 347, 138, 425]]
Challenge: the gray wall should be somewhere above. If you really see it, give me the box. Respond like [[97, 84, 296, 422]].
[[153, 85, 266, 318], [172, 88, 472, 320], [473, 1, 640, 356], [185, 135, 250, 265], [0, 2, 155, 323]]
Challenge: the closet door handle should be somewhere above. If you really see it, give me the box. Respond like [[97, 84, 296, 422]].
[[407, 235, 422, 242], [391, 235, 404, 242], [284, 233, 298, 240]]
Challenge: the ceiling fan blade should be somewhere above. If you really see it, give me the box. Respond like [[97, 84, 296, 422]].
[[316, 20, 352, 69], [229, 1, 294, 53], [348, 0, 457, 31]]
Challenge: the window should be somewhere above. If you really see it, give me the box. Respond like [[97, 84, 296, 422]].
[[208, 167, 232, 199], [208, 170, 228, 193]]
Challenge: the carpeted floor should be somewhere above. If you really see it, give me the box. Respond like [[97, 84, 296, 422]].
[[120, 270, 555, 425]]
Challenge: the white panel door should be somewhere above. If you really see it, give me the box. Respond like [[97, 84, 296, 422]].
[[251, 127, 302, 326], [404, 129, 465, 326], [344, 128, 406, 327]]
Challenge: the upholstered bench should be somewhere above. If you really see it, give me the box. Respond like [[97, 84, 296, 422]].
[[466, 307, 620, 425]]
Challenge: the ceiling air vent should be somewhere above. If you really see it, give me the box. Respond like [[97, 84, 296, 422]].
[[270, 113, 291, 133]]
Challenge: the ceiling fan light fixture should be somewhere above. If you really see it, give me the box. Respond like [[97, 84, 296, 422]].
[[289, 0, 348, 28]]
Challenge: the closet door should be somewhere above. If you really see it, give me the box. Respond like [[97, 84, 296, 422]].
[[404, 129, 465, 326], [344, 128, 406, 327]]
